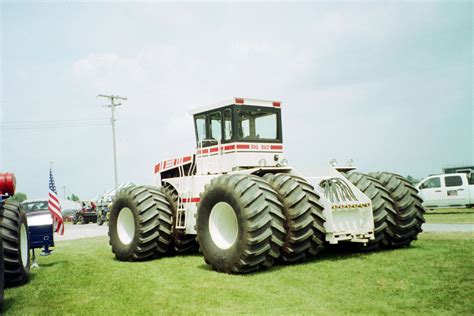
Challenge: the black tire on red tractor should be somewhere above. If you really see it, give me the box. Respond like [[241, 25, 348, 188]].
[[109, 186, 173, 261], [263, 173, 325, 262], [160, 185, 198, 254], [0, 226, 4, 308], [196, 174, 285, 273], [0, 200, 30, 286], [345, 172, 395, 251], [369, 172, 425, 247]]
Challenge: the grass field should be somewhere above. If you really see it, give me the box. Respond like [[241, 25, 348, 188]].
[[3, 233, 473, 315], [424, 208, 474, 224]]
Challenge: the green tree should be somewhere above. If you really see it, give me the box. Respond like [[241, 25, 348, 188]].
[[67, 193, 80, 202], [406, 175, 420, 185], [11, 192, 28, 203]]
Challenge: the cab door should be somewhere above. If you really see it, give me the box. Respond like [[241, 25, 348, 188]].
[[443, 175, 469, 206], [418, 176, 445, 207]]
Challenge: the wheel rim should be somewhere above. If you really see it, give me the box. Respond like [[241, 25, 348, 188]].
[[20, 223, 28, 268], [117, 207, 135, 245], [209, 202, 238, 250]]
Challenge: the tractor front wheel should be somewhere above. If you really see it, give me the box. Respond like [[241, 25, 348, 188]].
[[109, 186, 172, 261], [0, 200, 30, 286], [196, 174, 284, 273]]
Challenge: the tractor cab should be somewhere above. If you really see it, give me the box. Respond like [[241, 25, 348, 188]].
[[190, 98, 287, 174]]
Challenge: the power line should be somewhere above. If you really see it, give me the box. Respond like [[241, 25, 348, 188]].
[[1, 118, 109, 124], [1, 123, 109, 131], [0, 118, 110, 130]]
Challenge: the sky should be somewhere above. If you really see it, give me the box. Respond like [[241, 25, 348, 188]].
[[1, 0, 472, 200]]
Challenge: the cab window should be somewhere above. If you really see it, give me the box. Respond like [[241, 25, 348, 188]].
[[209, 112, 222, 141], [237, 109, 278, 141], [420, 177, 441, 189], [195, 115, 206, 144], [224, 109, 233, 141], [445, 176, 463, 187]]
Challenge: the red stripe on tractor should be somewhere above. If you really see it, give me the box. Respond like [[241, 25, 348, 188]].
[[236, 144, 250, 149], [202, 149, 209, 154], [183, 156, 192, 163], [210, 147, 219, 153], [270, 145, 283, 150], [182, 197, 200, 203], [154, 163, 161, 173]]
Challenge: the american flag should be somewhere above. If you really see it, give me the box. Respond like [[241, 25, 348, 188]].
[[48, 168, 64, 235]]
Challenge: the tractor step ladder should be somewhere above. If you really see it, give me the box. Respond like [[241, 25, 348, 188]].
[[176, 190, 190, 230], [176, 207, 186, 229]]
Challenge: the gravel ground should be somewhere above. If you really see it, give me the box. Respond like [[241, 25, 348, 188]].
[[51, 222, 473, 243], [55, 224, 109, 241]]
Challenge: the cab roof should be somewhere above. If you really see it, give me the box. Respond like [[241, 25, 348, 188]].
[[189, 97, 281, 115]]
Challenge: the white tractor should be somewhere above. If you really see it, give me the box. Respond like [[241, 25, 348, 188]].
[[108, 98, 425, 273]]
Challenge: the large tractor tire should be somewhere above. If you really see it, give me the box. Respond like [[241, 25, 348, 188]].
[[0, 200, 30, 286], [370, 172, 425, 247], [263, 173, 325, 262], [196, 174, 285, 273], [109, 186, 172, 261], [160, 185, 198, 254], [345, 172, 395, 251], [1, 230, 4, 308]]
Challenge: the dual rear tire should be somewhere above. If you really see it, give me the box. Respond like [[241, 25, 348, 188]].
[[346, 171, 425, 250]]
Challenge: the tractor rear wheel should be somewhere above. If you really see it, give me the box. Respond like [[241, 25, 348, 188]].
[[370, 172, 425, 247], [263, 173, 325, 262], [345, 172, 395, 251], [196, 174, 284, 273], [0, 200, 30, 286], [109, 186, 172, 261], [160, 185, 198, 254]]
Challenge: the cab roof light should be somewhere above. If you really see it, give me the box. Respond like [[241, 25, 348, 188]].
[[235, 98, 244, 104], [272, 101, 281, 107]]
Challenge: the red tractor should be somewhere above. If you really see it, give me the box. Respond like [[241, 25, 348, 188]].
[[0, 173, 31, 308]]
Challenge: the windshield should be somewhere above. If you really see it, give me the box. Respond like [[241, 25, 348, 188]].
[[237, 109, 278, 141], [23, 201, 48, 212]]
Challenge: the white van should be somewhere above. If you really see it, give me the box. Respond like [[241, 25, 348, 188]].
[[417, 173, 474, 208]]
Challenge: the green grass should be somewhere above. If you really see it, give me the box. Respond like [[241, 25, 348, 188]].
[[424, 208, 474, 224], [3, 233, 474, 315]]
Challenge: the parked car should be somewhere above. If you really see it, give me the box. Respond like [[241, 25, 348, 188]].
[[22, 200, 55, 251], [416, 173, 474, 208], [73, 201, 97, 224]]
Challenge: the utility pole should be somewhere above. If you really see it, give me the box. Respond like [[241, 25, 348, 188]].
[[97, 94, 127, 194]]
